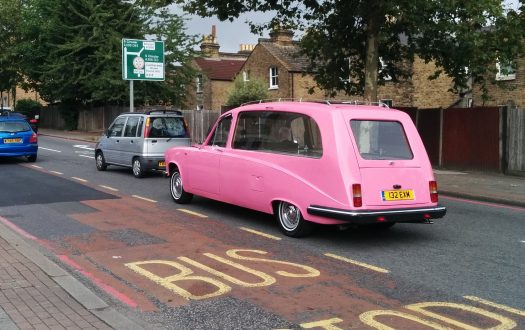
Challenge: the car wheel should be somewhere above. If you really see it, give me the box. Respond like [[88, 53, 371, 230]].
[[276, 201, 313, 237], [95, 151, 107, 171], [132, 157, 145, 178], [170, 169, 193, 203], [27, 154, 37, 162]]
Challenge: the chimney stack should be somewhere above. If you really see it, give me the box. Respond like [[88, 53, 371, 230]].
[[200, 25, 220, 58], [269, 27, 294, 46]]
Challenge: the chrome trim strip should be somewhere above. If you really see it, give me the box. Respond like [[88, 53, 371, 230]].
[[307, 206, 447, 217]]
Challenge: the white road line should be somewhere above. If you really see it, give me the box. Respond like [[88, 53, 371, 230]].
[[39, 147, 62, 153], [132, 195, 157, 203], [72, 177, 88, 183], [73, 144, 95, 151], [78, 154, 94, 159], [324, 253, 390, 274], [30, 165, 43, 169], [239, 227, 282, 240], [49, 171, 63, 175], [177, 209, 208, 218], [99, 185, 118, 192]]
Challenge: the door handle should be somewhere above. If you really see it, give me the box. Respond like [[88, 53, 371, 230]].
[[130, 140, 134, 143], [116, 140, 120, 143], [152, 140, 158, 143]]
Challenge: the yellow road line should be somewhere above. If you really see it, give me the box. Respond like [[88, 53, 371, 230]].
[[464, 296, 525, 316], [72, 177, 88, 183], [177, 208, 208, 218], [239, 227, 282, 241], [30, 165, 43, 169], [49, 171, 63, 175], [324, 253, 390, 274], [99, 185, 118, 192], [132, 195, 157, 203]]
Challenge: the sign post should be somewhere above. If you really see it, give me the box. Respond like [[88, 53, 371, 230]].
[[122, 39, 165, 112]]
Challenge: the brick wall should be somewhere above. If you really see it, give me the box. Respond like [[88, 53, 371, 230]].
[[211, 80, 234, 111], [472, 57, 525, 107], [411, 57, 457, 109]]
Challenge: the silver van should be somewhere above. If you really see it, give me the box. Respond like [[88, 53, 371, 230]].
[[95, 110, 190, 178]]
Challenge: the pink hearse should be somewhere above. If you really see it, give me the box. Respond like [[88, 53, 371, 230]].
[[165, 101, 446, 237]]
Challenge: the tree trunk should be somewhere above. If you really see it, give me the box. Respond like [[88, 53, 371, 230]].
[[364, 6, 382, 103]]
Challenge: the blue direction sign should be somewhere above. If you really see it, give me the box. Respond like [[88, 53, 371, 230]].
[[122, 39, 165, 81]]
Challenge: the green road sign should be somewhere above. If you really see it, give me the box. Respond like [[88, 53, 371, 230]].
[[122, 39, 165, 81]]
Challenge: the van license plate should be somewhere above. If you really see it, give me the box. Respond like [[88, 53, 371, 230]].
[[382, 189, 414, 201], [158, 161, 166, 167], [3, 138, 22, 144]]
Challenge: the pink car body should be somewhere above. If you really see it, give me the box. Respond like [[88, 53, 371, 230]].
[[165, 101, 446, 237]]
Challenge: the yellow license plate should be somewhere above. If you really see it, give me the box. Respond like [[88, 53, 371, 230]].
[[3, 138, 22, 144], [382, 189, 414, 201], [158, 161, 166, 167]]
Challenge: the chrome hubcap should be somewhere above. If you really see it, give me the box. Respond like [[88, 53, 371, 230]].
[[171, 173, 182, 199], [96, 154, 103, 167], [279, 202, 300, 231]]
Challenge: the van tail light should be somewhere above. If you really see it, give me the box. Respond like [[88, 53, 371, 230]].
[[352, 184, 362, 207], [183, 119, 190, 138], [429, 181, 438, 203], [144, 117, 151, 138], [29, 132, 38, 143]]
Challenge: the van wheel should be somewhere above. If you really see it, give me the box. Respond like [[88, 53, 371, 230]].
[[27, 154, 37, 162], [95, 151, 107, 171], [132, 157, 145, 178], [276, 201, 313, 237], [170, 169, 193, 203]]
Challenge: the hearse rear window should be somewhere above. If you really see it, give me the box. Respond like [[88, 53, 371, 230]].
[[350, 120, 413, 160], [233, 111, 322, 158]]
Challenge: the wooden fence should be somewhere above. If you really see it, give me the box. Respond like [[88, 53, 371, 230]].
[[506, 107, 525, 174]]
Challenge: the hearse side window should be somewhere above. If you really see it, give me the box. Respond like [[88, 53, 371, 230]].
[[350, 120, 413, 160], [209, 115, 232, 147], [232, 111, 323, 158], [108, 117, 126, 137]]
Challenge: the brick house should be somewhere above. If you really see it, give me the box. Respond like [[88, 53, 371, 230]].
[[238, 29, 457, 109], [1, 86, 44, 109], [468, 57, 525, 108], [184, 26, 252, 112]]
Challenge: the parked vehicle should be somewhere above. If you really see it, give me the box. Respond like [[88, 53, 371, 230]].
[[0, 108, 39, 132], [0, 116, 38, 162], [95, 110, 190, 178], [165, 100, 446, 237]]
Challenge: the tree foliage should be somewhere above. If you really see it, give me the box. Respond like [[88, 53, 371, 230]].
[[0, 0, 23, 96], [15, 0, 198, 106], [226, 76, 268, 107], [172, 0, 525, 101]]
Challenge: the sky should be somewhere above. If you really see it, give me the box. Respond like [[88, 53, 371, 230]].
[[171, 0, 522, 54]]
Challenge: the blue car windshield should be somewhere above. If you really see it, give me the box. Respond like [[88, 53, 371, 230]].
[[0, 121, 31, 133]]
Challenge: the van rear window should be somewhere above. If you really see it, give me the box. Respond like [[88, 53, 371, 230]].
[[149, 117, 187, 138], [350, 120, 413, 160]]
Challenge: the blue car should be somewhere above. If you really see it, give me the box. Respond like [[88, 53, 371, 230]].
[[0, 116, 38, 162]]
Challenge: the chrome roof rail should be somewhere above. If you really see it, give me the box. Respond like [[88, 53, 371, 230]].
[[240, 98, 390, 108]]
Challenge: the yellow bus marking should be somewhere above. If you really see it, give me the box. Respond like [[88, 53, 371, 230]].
[[99, 185, 118, 192], [72, 177, 88, 183], [464, 296, 525, 316], [177, 209, 207, 218], [324, 253, 390, 274], [50, 171, 63, 175], [132, 195, 157, 203], [239, 227, 282, 241]]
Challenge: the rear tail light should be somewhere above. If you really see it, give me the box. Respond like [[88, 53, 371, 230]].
[[352, 184, 362, 207], [29, 119, 38, 123], [144, 117, 151, 138], [183, 119, 190, 138], [29, 132, 38, 143], [429, 181, 438, 203]]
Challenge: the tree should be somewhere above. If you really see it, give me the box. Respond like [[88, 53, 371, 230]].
[[226, 76, 268, 107], [18, 0, 198, 106], [171, 0, 524, 102]]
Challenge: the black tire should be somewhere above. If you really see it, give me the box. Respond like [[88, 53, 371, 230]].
[[95, 151, 107, 171], [170, 169, 193, 203], [132, 157, 145, 178], [276, 201, 313, 237], [27, 154, 37, 162]]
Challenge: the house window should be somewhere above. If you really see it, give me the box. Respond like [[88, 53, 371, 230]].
[[496, 60, 516, 81], [269, 67, 279, 89], [243, 70, 250, 82], [196, 74, 203, 93]]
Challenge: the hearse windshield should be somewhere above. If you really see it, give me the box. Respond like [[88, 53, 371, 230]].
[[350, 120, 413, 160]]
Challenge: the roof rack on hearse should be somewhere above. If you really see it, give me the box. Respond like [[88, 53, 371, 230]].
[[240, 98, 390, 108]]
